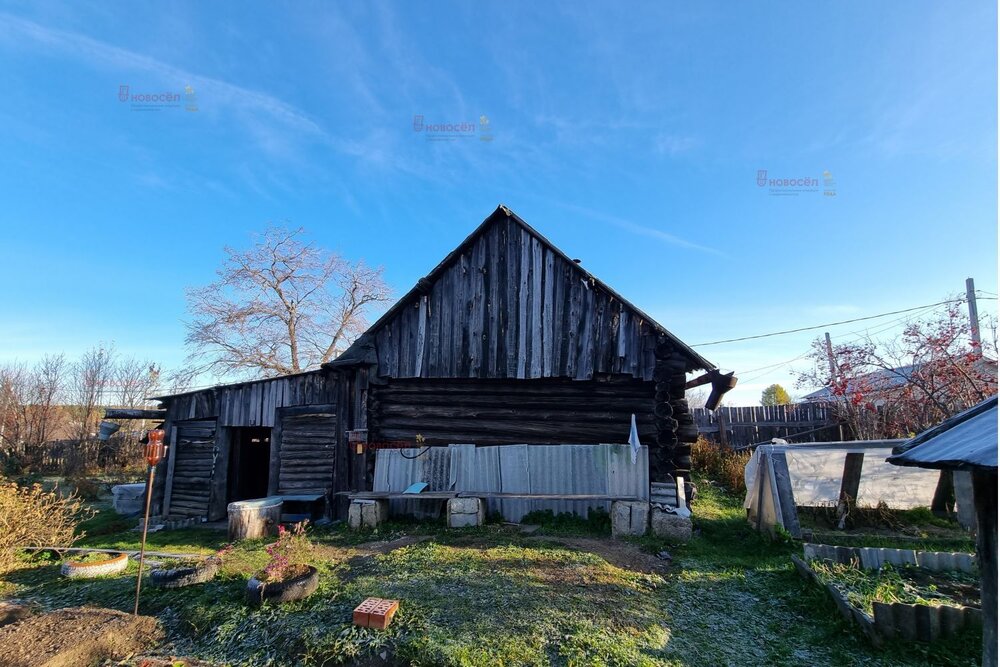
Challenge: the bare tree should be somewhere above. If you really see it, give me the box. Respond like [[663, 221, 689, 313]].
[[115, 358, 161, 409], [70, 345, 116, 443], [185, 226, 391, 377], [0, 355, 67, 469]]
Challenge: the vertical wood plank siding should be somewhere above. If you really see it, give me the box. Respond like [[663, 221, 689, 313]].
[[164, 371, 339, 427], [372, 217, 664, 381]]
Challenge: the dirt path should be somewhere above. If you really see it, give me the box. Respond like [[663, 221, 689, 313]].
[[0, 607, 162, 667], [525, 536, 670, 574]]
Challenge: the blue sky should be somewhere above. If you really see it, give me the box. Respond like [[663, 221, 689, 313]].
[[0, 2, 996, 404]]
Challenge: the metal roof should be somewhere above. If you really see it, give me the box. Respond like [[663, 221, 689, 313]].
[[886, 396, 998, 471]]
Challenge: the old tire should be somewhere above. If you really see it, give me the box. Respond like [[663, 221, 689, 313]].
[[150, 558, 220, 588], [246, 566, 319, 606], [61, 552, 129, 578]]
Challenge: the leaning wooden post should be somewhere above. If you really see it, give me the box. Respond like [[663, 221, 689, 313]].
[[134, 428, 165, 615]]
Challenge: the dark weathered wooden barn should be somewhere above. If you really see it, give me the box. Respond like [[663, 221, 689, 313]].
[[148, 205, 735, 521]]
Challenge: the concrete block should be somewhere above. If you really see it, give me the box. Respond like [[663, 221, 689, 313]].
[[651, 508, 692, 542], [611, 500, 650, 538], [447, 497, 485, 528], [349, 499, 388, 529]]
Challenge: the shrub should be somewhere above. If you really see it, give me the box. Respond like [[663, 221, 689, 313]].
[[258, 521, 314, 582], [691, 436, 751, 493], [0, 481, 92, 573]]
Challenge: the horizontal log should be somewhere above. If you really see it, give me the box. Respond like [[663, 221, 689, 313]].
[[104, 408, 167, 420], [372, 416, 654, 434], [374, 405, 653, 423], [374, 381, 653, 397], [370, 394, 653, 410]]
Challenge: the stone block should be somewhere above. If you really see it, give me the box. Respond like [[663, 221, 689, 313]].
[[611, 500, 650, 538], [349, 499, 388, 529], [447, 497, 485, 528], [651, 508, 692, 542]]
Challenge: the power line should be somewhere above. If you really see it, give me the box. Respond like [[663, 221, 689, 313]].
[[691, 298, 970, 347]]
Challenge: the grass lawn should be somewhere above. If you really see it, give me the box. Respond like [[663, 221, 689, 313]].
[[0, 480, 982, 666]]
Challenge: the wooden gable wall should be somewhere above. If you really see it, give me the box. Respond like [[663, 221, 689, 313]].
[[373, 215, 667, 381]]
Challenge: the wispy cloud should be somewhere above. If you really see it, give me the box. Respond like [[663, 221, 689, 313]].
[[0, 12, 385, 164], [552, 201, 725, 256]]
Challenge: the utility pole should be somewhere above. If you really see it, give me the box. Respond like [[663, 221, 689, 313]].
[[965, 278, 981, 350], [824, 332, 837, 382]]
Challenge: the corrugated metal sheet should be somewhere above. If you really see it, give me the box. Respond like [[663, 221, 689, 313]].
[[375, 446, 453, 518], [803, 543, 976, 573], [872, 601, 982, 642], [372, 444, 648, 522], [889, 396, 997, 471]]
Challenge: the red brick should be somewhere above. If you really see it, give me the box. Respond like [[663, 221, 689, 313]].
[[352, 597, 399, 629]]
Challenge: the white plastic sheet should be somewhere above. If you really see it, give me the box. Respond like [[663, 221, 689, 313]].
[[745, 441, 940, 511]]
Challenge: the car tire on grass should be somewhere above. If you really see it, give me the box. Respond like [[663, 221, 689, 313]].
[[150, 558, 221, 588], [246, 566, 319, 606], [60, 552, 129, 579]]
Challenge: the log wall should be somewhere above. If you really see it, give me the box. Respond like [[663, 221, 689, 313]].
[[369, 377, 656, 445]]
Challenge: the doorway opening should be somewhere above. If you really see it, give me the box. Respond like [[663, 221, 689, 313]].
[[229, 427, 271, 502]]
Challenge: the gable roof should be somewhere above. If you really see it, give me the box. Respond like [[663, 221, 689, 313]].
[[326, 204, 716, 375], [887, 395, 998, 471]]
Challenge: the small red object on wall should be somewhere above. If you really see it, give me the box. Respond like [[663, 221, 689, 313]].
[[353, 597, 400, 629]]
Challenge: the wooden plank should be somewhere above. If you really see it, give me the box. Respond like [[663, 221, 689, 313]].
[[542, 249, 555, 377], [414, 296, 427, 377], [208, 426, 232, 521], [530, 236, 543, 378], [769, 451, 801, 538], [162, 425, 178, 516], [517, 228, 529, 378], [839, 452, 865, 506], [268, 412, 283, 496]]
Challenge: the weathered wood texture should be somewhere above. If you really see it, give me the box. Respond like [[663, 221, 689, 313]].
[[371, 216, 693, 382], [694, 403, 841, 448], [369, 377, 656, 445], [278, 411, 338, 494], [163, 371, 339, 427], [167, 419, 216, 518], [228, 499, 282, 541], [974, 470, 997, 667]]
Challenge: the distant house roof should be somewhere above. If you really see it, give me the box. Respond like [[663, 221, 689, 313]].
[[887, 395, 998, 472], [801, 359, 997, 402], [801, 364, 921, 402]]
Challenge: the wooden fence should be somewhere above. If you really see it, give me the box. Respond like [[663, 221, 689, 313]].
[[693, 403, 842, 449]]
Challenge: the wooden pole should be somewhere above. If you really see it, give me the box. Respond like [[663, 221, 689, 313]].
[[824, 332, 837, 382], [966, 278, 982, 350], [133, 464, 156, 615]]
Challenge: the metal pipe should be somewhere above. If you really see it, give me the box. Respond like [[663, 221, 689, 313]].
[[133, 463, 156, 615]]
